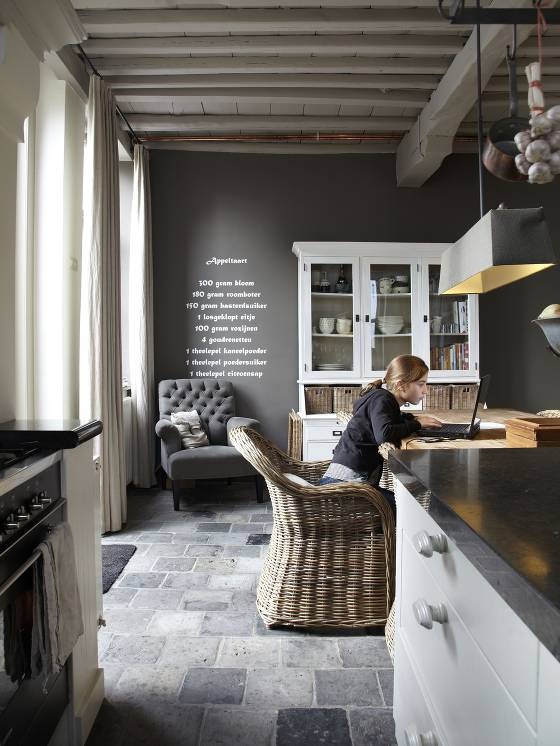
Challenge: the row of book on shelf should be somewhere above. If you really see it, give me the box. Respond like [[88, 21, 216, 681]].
[[430, 342, 469, 371], [424, 383, 478, 410], [451, 300, 468, 333]]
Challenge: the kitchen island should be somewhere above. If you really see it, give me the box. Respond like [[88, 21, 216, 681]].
[[389, 447, 560, 746]]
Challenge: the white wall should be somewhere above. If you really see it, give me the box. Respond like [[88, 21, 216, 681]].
[[0, 133, 17, 422]]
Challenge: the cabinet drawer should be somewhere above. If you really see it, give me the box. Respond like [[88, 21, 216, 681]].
[[305, 441, 338, 461], [304, 422, 346, 441], [394, 638, 446, 746], [396, 482, 539, 726], [400, 535, 536, 746]]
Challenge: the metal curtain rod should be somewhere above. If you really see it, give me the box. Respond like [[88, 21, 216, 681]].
[[78, 44, 139, 147]]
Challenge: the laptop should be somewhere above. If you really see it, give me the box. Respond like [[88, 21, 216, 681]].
[[416, 375, 491, 440]]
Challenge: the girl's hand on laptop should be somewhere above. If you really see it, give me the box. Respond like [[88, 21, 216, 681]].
[[415, 414, 443, 428]]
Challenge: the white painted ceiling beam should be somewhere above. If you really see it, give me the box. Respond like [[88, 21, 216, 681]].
[[127, 113, 415, 132], [98, 55, 450, 76], [395, 0, 553, 187], [78, 8, 465, 35], [107, 73, 440, 90], [74, 0, 442, 8], [115, 86, 429, 107], [80, 34, 464, 57]]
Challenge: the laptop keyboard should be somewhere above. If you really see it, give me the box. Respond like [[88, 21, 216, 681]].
[[431, 423, 471, 435]]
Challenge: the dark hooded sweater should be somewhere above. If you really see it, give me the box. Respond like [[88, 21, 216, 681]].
[[331, 387, 422, 483]]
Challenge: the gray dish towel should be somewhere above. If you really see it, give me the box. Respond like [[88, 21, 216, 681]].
[[31, 522, 84, 678]]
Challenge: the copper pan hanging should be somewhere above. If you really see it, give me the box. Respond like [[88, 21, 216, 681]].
[[482, 33, 528, 182]]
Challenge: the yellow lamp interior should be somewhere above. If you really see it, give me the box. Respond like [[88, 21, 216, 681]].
[[441, 263, 555, 294]]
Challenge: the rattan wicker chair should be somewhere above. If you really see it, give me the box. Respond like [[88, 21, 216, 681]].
[[537, 409, 560, 417], [230, 426, 395, 629]]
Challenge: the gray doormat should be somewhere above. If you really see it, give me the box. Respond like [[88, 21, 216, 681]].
[[102, 544, 137, 593]]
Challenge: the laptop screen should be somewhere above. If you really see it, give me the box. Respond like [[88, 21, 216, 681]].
[[469, 375, 491, 429]]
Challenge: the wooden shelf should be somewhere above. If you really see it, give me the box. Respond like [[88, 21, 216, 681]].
[[311, 292, 353, 297], [376, 293, 411, 298], [430, 332, 468, 336], [372, 333, 412, 338]]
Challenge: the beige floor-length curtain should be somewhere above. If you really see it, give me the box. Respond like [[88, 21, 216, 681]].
[[129, 144, 156, 487], [79, 75, 126, 532]]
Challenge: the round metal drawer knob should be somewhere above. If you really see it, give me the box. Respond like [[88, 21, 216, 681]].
[[413, 530, 448, 557], [405, 724, 439, 746], [412, 598, 448, 629]]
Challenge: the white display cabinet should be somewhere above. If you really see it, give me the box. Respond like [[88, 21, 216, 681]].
[[292, 242, 479, 457]]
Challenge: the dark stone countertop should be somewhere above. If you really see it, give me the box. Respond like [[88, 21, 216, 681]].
[[0, 419, 102, 448], [389, 447, 560, 662]]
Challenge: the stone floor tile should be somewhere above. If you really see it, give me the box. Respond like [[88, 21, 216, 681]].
[[337, 637, 392, 668], [208, 574, 255, 591], [282, 638, 342, 669], [179, 667, 246, 705], [146, 543, 188, 558], [203, 532, 251, 546], [158, 636, 220, 666], [103, 587, 137, 608], [234, 557, 263, 574], [171, 533, 211, 544], [197, 522, 232, 533], [230, 591, 257, 611], [152, 557, 195, 572], [246, 534, 271, 545], [193, 557, 238, 574], [315, 669, 383, 707], [104, 608, 154, 634], [119, 572, 167, 588], [121, 702, 204, 746], [102, 664, 124, 690], [130, 589, 184, 611], [349, 708, 397, 746], [119, 556, 156, 573], [85, 700, 127, 746], [217, 638, 280, 668], [115, 665, 186, 701], [230, 522, 260, 532], [184, 509, 218, 520], [163, 572, 210, 590], [276, 708, 351, 746], [199, 706, 276, 746], [101, 634, 165, 665], [377, 669, 394, 706], [245, 668, 313, 707], [249, 513, 270, 522], [185, 545, 224, 557], [147, 610, 204, 636], [221, 545, 261, 558], [254, 617, 305, 637], [98, 632, 113, 658], [182, 589, 233, 611], [201, 612, 255, 636], [137, 532, 174, 543]]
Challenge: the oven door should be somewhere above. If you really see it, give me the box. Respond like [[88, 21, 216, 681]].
[[0, 500, 69, 746]]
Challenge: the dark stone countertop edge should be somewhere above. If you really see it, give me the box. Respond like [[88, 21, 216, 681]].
[[0, 419, 103, 448], [389, 452, 560, 663]]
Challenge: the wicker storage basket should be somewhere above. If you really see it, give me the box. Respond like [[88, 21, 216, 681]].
[[450, 383, 478, 410], [424, 384, 451, 410], [304, 386, 333, 414], [333, 386, 361, 412]]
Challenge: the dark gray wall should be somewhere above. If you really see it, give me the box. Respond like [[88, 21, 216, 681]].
[[151, 150, 560, 446]]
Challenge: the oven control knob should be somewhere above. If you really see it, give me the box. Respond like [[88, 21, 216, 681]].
[[30, 496, 43, 512], [16, 506, 30, 521], [3, 514, 19, 533], [38, 490, 51, 505]]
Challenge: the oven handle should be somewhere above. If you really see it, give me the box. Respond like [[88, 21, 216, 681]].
[[0, 547, 43, 597]]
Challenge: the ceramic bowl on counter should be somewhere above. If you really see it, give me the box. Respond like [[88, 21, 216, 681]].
[[319, 317, 335, 334]]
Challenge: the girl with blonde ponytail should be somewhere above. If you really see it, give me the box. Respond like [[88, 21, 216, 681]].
[[319, 355, 442, 510]]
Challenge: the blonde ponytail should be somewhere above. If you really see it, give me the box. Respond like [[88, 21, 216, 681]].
[[359, 378, 384, 396]]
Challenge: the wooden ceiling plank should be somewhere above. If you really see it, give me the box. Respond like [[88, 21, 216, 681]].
[[80, 34, 464, 57], [395, 0, 557, 187], [74, 0, 442, 9], [78, 8, 466, 35], [106, 73, 440, 90], [113, 86, 429, 106], [97, 55, 450, 75], [126, 113, 415, 132]]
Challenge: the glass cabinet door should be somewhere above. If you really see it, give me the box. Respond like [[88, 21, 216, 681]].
[[304, 259, 360, 378], [426, 263, 474, 376], [361, 259, 418, 376]]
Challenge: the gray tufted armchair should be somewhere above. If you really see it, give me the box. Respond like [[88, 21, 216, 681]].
[[155, 379, 263, 510]]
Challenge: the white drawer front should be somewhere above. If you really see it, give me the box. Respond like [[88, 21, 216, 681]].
[[537, 643, 560, 746], [396, 481, 539, 726], [305, 441, 337, 461], [304, 422, 346, 441], [400, 535, 537, 746], [395, 638, 446, 746]]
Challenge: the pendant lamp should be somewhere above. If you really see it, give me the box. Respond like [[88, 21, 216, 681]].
[[438, 2, 558, 295]]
